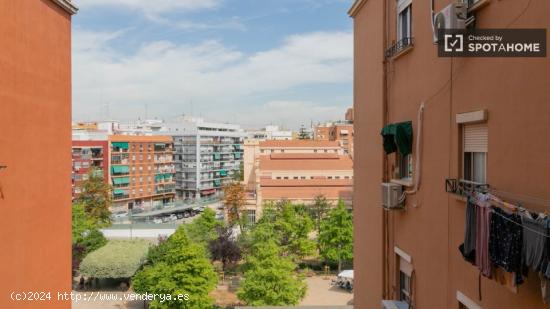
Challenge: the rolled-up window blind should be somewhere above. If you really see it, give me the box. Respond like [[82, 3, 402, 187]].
[[464, 124, 488, 153]]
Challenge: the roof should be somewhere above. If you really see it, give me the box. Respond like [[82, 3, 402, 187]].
[[109, 135, 172, 143], [260, 154, 353, 171], [50, 0, 79, 15], [260, 179, 352, 187], [269, 153, 339, 160], [348, 0, 367, 17], [259, 140, 339, 148], [261, 186, 353, 201]]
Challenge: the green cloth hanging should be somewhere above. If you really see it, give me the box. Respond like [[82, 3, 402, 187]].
[[381, 121, 413, 156]]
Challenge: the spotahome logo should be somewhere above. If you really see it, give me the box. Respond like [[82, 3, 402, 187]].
[[438, 29, 546, 57]]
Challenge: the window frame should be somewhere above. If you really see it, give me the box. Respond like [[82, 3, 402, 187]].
[[397, 0, 413, 41], [461, 124, 488, 184], [396, 152, 413, 181]]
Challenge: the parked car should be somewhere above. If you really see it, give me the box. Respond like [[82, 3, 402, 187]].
[[111, 211, 128, 219], [153, 217, 163, 224], [183, 212, 190, 218], [176, 213, 184, 219], [168, 214, 177, 221], [331, 270, 354, 292]]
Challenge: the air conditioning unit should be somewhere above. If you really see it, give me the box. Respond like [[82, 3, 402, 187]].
[[433, 2, 468, 42], [382, 183, 403, 209], [382, 300, 410, 309]]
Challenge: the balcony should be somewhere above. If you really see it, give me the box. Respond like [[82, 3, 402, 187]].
[[445, 178, 489, 197], [385, 37, 414, 58]]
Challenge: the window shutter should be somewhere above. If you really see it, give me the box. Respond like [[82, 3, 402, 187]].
[[463, 124, 488, 153]]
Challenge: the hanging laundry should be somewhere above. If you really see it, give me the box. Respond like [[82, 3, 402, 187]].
[[522, 212, 548, 272], [476, 195, 492, 278], [459, 197, 477, 265], [489, 207, 524, 284]]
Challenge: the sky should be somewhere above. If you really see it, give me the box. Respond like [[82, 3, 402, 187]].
[[72, 0, 354, 130]]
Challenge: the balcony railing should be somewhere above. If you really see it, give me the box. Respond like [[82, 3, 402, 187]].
[[445, 178, 490, 197], [385, 37, 414, 58]]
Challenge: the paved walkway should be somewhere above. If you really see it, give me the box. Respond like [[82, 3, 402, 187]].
[[300, 276, 353, 306]]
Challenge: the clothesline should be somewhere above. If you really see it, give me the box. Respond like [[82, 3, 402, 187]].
[[489, 209, 550, 239]]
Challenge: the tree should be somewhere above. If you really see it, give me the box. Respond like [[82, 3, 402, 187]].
[[185, 208, 222, 247], [309, 195, 330, 237], [72, 204, 107, 274], [318, 200, 353, 272], [208, 226, 241, 272], [237, 228, 306, 306], [258, 201, 316, 261], [133, 226, 218, 309], [297, 125, 311, 140], [76, 167, 112, 227], [223, 182, 246, 231]]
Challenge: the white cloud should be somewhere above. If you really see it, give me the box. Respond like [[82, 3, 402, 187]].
[[76, 0, 221, 14], [72, 29, 352, 126]]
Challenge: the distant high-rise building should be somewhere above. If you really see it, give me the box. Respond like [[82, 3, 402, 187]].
[[314, 109, 354, 157], [247, 125, 293, 141], [72, 140, 109, 200], [108, 135, 176, 211], [162, 116, 246, 201]]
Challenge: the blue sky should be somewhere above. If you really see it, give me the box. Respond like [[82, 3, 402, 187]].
[[72, 0, 353, 129]]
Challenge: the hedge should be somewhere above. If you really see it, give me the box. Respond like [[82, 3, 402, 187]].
[[79, 239, 150, 278]]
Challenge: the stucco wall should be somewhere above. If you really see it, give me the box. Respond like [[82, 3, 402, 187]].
[[352, 0, 550, 308], [0, 1, 72, 308]]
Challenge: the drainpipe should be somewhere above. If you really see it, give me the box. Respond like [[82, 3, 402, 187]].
[[405, 102, 425, 197], [382, 0, 390, 301]]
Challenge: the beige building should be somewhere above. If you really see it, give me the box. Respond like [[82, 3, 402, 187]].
[[243, 140, 353, 222], [350, 0, 550, 308]]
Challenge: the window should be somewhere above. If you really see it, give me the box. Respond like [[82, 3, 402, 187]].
[[397, 153, 413, 180], [397, 0, 412, 41], [398, 256, 413, 304], [462, 124, 487, 184], [247, 209, 256, 225]]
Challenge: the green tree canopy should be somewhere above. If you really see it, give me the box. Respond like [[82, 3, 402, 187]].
[[318, 200, 353, 272], [185, 208, 223, 247], [237, 229, 306, 306], [258, 201, 316, 261], [76, 167, 112, 227], [133, 226, 218, 309], [72, 203, 107, 273]]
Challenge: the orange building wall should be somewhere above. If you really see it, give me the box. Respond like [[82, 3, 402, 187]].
[[0, 0, 73, 308], [350, 0, 386, 308], [351, 0, 550, 308]]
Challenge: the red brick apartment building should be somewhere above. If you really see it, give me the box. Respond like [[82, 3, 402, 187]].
[[350, 0, 550, 308], [0, 0, 77, 308], [314, 110, 355, 157], [243, 140, 353, 221], [109, 135, 176, 212], [72, 140, 109, 199]]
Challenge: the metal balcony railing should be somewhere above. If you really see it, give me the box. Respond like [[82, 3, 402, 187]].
[[445, 178, 490, 197], [385, 37, 414, 58]]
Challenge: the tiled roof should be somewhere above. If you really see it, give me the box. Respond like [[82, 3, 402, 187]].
[[259, 154, 353, 170], [262, 187, 353, 200], [268, 153, 339, 160], [260, 179, 352, 187], [259, 140, 340, 148]]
